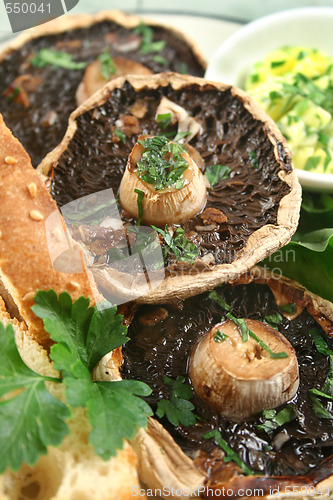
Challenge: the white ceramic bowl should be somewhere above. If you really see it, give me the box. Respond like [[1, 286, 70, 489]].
[[205, 7, 333, 192]]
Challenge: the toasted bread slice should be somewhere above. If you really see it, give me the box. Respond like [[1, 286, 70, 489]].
[[0, 296, 143, 500], [0, 113, 101, 347]]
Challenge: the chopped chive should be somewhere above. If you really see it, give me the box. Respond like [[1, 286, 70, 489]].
[[134, 189, 144, 227], [203, 429, 252, 475], [279, 303, 297, 314], [178, 62, 188, 75], [8, 87, 21, 102], [214, 330, 228, 343], [249, 151, 259, 168], [270, 60, 286, 68], [153, 54, 168, 65], [226, 313, 249, 342]]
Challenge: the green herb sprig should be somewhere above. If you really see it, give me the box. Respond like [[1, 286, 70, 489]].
[[30, 49, 87, 70], [98, 49, 116, 80], [134, 22, 166, 55], [205, 164, 231, 187], [156, 376, 196, 427], [0, 291, 153, 472], [152, 225, 199, 263], [309, 330, 333, 419], [203, 429, 252, 475]]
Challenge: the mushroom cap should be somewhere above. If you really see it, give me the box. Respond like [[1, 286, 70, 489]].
[[0, 11, 206, 166]]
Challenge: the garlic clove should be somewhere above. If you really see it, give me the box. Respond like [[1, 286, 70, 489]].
[[189, 319, 299, 421]]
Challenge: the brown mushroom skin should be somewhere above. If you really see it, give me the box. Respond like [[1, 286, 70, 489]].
[[189, 319, 299, 421]]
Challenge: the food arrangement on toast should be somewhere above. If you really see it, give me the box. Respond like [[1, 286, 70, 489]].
[[0, 8, 332, 500]]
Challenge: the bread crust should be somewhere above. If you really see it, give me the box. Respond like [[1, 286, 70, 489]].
[[38, 73, 302, 304], [0, 113, 101, 347]]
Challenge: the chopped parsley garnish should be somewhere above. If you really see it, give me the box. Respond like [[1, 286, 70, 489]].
[[270, 60, 286, 68], [263, 312, 283, 330], [304, 156, 321, 171], [152, 225, 199, 263], [98, 49, 116, 80], [226, 313, 288, 359], [0, 291, 152, 472], [309, 330, 333, 419], [7, 87, 21, 102], [137, 136, 188, 191], [153, 54, 168, 65], [114, 128, 126, 143], [203, 429, 252, 475], [214, 330, 228, 343], [156, 112, 172, 130], [134, 188, 144, 226], [134, 22, 166, 55], [156, 376, 196, 427], [257, 405, 296, 433], [205, 164, 231, 187], [30, 49, 87, 70], [208, 290, 232, 312], [279, 303, 297, 314], [249, 151, 259, 168]]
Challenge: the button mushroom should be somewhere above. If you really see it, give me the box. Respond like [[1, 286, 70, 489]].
[[189, 319, 299, 421], [119, 135, 208, 226]]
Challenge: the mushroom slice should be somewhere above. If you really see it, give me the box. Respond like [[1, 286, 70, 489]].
[[132, 418, 205, 499], [189, 319, 299, 420], [76, 57, 152, 106], [119, 135, 207, 226], [155, 96, 202, 141]]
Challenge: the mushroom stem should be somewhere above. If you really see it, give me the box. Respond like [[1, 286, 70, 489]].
[[119, 136, 207, 226], [189, 319, 299, 421]]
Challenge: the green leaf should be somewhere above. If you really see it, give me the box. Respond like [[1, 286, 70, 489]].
[[30, 48, 87, 70], [214, 330, 228, 343], [87, 380, 152, 459], [0, 322, 69, 473], [310, 393, 333, 419], [157, 113, 172, 129], [32, 291, 93, 375], [205, 164, 231, 187]]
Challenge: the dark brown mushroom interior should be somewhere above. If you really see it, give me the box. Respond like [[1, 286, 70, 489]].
[[50, 80, 292, 273], [0, 19, 205, 167], [121, 276, 333, 486]]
